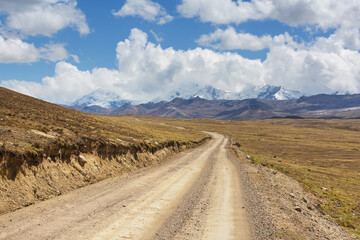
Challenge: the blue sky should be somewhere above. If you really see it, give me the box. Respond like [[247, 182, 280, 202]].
[[1, 0, 360, 104], [1, 0, 216, 81]]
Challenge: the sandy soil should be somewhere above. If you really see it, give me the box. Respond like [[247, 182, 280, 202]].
[[0, 133, 253, 240]]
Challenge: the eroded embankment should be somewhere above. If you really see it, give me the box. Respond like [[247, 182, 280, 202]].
[[0, 136, 209, 215]]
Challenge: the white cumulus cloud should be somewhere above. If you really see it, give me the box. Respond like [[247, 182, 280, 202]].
[[0, 0, 88, 64], [177, 0, 360, 30], [113, 0, 173, 24], [196, 26, 360, 95], [177, 0, 261, 25], [2, 28, 360, 104], [1, 29, 264, 104], [263, 45, 360, 95], [196, 27, 299, 51], [40, 43, 69, 62], [0, 36, 69, 63], [0, 35, 40, 63], [0, 0, 89, 37]]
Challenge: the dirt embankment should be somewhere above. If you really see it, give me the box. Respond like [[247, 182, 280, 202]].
[[0, 136, 209, 215]]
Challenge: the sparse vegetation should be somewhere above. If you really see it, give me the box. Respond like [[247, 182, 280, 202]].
[[0, 88, 207, 214], [118, 116, 360, 237], [1, 86, 359, 237], [0, 87, 206, 158]]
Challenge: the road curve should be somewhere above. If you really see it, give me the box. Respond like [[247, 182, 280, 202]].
[[0, 133, 252, 240]]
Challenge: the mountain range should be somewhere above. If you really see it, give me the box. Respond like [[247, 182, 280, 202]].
[[65, 84, 360, 119], [71, 84, 303, 109], [166, 84, 303, 101], [66, 93, 360, 119]]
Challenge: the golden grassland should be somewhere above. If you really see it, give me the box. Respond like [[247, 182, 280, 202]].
[[0, 88, 209, 215], [0, 87, 206, 157], [102, 115, 205, 143], [106, 115, 360, 237]]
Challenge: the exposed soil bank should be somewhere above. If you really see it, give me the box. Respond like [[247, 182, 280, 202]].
[[0, 137, 209, 215]]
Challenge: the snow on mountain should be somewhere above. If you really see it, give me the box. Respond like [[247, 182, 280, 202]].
[[167, 84, 238, 101], [191, 85, 239, 100], [273, 87, 303, 100], [167, 83, 201, 100], [72, 89, 132, 108], [244, 84, 303, 100], [73, 85, 303, 109], [166, 84, 302, 101]]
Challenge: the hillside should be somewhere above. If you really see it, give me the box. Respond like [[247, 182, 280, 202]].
[[0, 87, 207, 214]]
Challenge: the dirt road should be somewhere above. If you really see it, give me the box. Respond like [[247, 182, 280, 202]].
[[0, 133, 253, 240]]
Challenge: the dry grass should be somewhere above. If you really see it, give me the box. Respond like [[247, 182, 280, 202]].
[[119, 116, 360, 237], [0, 88, 209, 214], [1, 86, 359, 236], [102, 115, 205, 143], [222, 119, 360, 237], [0, 88, 206, 158]]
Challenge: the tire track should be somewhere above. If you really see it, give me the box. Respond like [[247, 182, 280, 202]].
[[0, 133, 252, 240]]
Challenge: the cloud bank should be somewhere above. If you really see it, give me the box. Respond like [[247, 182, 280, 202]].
[[2, 28, 360, 104]]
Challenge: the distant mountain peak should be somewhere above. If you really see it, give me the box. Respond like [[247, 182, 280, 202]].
[[252, 84, 303, 100], [72, 84, 303, 109], [166, 84, 302, 102], [73, 89, 132, 108]]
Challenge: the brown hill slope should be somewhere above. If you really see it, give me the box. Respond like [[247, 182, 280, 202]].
[[0, 87, 207, 214]]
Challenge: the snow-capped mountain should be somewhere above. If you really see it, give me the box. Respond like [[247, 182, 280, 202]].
[[73, 89, 132, 108], [191, 85, 240, 100], [166, 84, 302, 101], [240, 84, 303, 100], [272, 87, 303, 100], [168, 84, 239, 101], [73, 85, 303, 109]]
